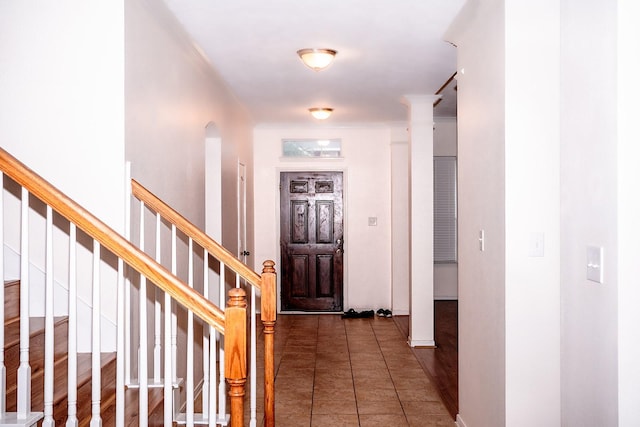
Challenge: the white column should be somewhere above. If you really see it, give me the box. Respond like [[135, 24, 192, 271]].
[[403, 95, 439, 347]]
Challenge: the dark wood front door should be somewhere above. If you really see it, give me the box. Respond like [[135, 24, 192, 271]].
[[280, 171, 344, 312]]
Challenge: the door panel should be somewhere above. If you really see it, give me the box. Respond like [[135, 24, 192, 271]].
[[280, 171, 343, 311]]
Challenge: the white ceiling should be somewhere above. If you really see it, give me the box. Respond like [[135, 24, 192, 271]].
[[163, 0, 463, 126]]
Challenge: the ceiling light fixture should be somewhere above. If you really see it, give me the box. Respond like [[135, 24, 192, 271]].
[[309, 108, 333, 120], [297, 48, 337, 71]]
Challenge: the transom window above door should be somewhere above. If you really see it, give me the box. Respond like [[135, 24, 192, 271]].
[[282, 138, 342, 158]]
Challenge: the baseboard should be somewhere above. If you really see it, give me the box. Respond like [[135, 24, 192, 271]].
[[456, 414, 468, 427], [278, 310, 342, 315], [178, 378, 205, 413], [408, 338, 436, 348]]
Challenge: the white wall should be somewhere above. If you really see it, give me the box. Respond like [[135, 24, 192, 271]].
[[0, 1, 126, 351], [124, 0, 254, 389], [617, 2, 640, 425], [434, 119, 458, 158], [452, 0, 563, 424], [0, 0, 254, 354], [560, 0, 618, 425], [253, 126, 392, 312], [0, 1, 126, 231], [447, 0, 506, 425], [504, 0, 561, 425], [449, 0, 626, 426], [125, 0, 253, 254]]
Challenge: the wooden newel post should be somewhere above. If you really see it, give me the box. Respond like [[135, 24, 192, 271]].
[[261, 260, 277, 427], [225, 288, 247, 427]]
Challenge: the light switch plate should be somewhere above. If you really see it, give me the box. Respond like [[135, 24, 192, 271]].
[[528, 232, 544, 257], [587, 246, 604, 283], [368, 217, 377, 226]]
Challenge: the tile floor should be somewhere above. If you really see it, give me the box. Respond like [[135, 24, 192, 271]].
[[261, 314, 455, 427]]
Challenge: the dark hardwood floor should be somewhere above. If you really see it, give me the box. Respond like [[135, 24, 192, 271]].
[[394, 300, 458, 419]]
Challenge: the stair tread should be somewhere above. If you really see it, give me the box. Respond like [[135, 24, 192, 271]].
[[2, 282, 171, 425], [4, 316, 71, 393], [3, 280, 20, 319], [4, 316, 69, 348], [96, 386, 165, 427], [5, 352, 116, 411]]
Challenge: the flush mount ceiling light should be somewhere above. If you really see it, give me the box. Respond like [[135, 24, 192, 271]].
[[297, 48, 337, 71], [308, 108, 333, 120]]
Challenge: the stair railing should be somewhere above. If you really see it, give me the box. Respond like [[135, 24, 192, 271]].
[[128, 179, 276, 427], [0, 147, 269, 426]]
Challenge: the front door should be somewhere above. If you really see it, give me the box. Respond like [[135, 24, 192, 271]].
[[280, 171, 344, 311]]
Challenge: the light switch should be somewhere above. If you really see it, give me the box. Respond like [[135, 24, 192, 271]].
[[529, 232, 544, 257], [587, 246, 604, 283], [368, 217, 377, 226], [479, 230, 485, 251]]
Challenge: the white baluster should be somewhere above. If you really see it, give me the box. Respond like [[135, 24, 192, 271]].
[[0, 173, 5, 415], [90, 240, 102, 427], [17, 187, 31, 418], [163, 286, 172, 426], [163, 222, 173, 426], [138, 200, 148, 426], [171, 225, 177, 385], [217, 264, 226, 423], [210, 260, 218, 427], [42, 206, 54, 426], [250, 282, 257, 427], [66, 224, 78, 427], [202, 250, 209, 421], [154, 213, 161, 384], [208, 327, 217, 427], [124, 163, 132, 386], [186, 239, 194, 427], [115, 257, 125, 427]]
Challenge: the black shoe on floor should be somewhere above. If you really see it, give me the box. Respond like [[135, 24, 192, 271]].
[[342, 308, 358, 318]]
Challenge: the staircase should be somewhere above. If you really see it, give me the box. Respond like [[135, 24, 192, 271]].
[[3, 281, 168, 426], [0, 147, 276, 426]]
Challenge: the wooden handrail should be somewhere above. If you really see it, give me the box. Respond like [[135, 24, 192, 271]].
[[133, 181, 277, 427], [433, 72, 457, 108], [132, 179, 277, 426], [131, 179, 262, 290], [0, 147, 225, 333]]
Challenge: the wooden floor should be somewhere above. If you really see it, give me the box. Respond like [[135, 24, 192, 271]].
[[393, 300, 458, 419]]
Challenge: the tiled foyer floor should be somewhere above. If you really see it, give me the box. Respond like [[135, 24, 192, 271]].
[[266, 314, 455, 427]]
